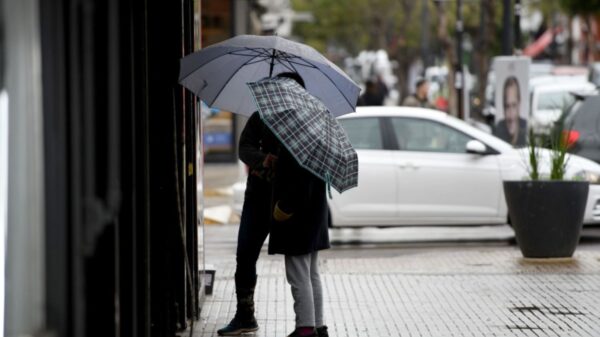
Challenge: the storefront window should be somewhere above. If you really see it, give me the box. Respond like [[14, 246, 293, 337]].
[[202, 101, 235, 159], [201, 0, 237, 162]]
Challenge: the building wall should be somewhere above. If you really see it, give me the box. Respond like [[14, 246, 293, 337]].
[[3, 0, 46, 334], [3, 0, 203, 336]]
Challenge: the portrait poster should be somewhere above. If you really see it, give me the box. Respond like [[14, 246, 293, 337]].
[[492, 56, 530, 146]]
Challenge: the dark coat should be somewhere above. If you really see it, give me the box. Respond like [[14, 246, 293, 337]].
[[268, 145, 330, 256], [239, 112, 279, 197]]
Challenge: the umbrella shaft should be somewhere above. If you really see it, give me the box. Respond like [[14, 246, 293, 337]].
[[269, 49, 276, 77]]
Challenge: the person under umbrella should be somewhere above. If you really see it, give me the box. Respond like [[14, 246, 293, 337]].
[[247, 76, 358, 337], [271, 141, 329, 337]]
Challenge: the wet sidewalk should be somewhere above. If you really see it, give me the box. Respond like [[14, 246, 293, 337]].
[[193, 226, 600, 337]]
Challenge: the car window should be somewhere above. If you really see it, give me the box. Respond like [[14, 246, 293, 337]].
[[537, 91, 574, 111], [391, 117, 473, 153], [339, 118, 383, 150]]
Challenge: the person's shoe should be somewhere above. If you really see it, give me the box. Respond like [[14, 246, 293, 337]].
[[286, 327, 317, 337], [217, 280, 258, 336], [217, 316, 259, 336], [316, 326, 329, 337]]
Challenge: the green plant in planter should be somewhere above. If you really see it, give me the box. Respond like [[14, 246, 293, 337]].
[[526, 103, 573, 181], [549, 132, 569, 180], [526, 128, 540, 180], [549, 109, 572, 180]]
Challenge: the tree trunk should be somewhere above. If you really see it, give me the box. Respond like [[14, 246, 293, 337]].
[[566, 15, 573, 64], [436, 2, 457, 116], [390, 0, 417, 102], [475, 0, 496, 119], [585, 15, 596, 64]]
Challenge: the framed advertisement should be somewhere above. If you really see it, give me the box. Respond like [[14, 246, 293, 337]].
[[492, 56, 530, 147]]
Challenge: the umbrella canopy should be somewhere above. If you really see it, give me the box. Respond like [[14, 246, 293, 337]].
[[247, 77, 358, 194], [179, 35, 360, 117]]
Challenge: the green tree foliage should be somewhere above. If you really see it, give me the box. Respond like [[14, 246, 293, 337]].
[[291, 0, 501, 55], [530, 0, 600, 63], [291, 0, 505, 113], [292, 0, 432, 96], [292, 0, 418, 54], [529, 0, 600, 20], [559, 0, 600, 15]]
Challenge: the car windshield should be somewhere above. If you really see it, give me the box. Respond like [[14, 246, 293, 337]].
[[537, 91, 574, 111]]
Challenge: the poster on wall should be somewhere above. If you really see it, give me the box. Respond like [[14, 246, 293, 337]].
[[200, 100, 235, 158], [492, 56, 530, 147]]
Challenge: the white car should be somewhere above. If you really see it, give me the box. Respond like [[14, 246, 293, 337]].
[[529, 81, 597, 134], [234, 107, 600, 227]]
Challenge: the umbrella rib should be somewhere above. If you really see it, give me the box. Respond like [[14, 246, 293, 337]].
[[246, 55, 272, 65], [276, 52, 320, 69], [179, 47, 245, 81], [283, 58, 302, 74], [249, 51, 300, 74], [227, 51, 262, 57], [180, 47, 272, 82], [272, 52, 316, 73], [207, 52, 266, 107], [274, 51, 295, 60], [274, 58, 297, 73], [277, 52, 314, 65], [229, 47, 272, 58], [275, 58, 320, 77], [286, 59, 319, 70]]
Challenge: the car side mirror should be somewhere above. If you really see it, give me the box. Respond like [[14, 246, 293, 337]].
[[466, 140, 488, 155]]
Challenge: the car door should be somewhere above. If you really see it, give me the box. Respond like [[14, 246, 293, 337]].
[[388, 117, 503, 225], [329, 117, 398, 226]]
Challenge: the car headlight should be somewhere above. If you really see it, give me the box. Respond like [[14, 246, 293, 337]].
[[575, 170, 600, 184]]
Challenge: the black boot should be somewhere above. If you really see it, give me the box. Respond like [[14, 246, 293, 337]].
[[316, 326, 329, 337], [217, 279, 259, 336]]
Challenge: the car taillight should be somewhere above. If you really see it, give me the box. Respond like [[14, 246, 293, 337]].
[[562, 130, 580, 148]]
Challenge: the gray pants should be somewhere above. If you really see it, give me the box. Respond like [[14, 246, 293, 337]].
[[285, 252, 324, 328]]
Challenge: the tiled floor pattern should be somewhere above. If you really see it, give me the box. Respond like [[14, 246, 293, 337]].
[[193, 246, 600, 337]]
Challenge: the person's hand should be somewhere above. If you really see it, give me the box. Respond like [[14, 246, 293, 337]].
[[262, 153, 278, 168]]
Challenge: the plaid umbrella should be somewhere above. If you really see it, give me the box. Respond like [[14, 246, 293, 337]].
[[247, 77, 358, 194]]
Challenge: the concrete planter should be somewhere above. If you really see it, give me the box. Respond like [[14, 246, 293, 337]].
[[503, 180, 589, 258]]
